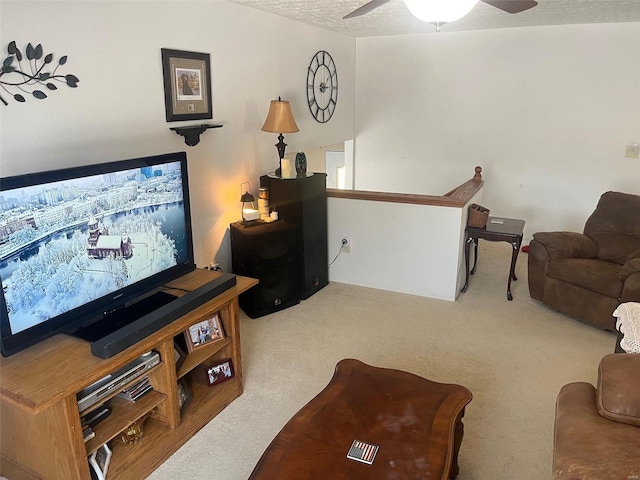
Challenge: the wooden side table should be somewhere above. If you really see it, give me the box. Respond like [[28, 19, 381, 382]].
[[460, 216, 525, 300]]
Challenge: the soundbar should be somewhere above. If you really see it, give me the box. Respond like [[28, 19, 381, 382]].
[[89, 273, 237, 359]]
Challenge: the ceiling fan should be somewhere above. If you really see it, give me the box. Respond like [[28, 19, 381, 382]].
[[344, 0, 538, 29]]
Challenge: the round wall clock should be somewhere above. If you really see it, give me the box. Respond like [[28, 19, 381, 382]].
[[306, 50, 338, 124]]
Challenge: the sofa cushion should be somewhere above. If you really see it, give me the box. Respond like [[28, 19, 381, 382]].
[[584, 191, 640, 265], [596, 353, 640, 427], [547, 258, 624, 299]]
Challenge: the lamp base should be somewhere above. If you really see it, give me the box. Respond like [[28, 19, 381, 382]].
[[274, 134, 289, 177], [275, 133, 287, 159], [241, 219, 262, 227], [242, 208, 260, 221]]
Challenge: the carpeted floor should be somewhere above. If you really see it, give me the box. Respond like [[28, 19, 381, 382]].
[[146, 241, 616, 480]]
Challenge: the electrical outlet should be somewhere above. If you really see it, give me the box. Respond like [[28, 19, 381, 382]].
[[625, 143, 639, 159], [341, 237, 351, 254]]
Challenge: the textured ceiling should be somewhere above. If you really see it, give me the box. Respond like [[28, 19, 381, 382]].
[[228, 0, 640, 36]]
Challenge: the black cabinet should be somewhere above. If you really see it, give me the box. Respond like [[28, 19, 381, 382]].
[[230, 221, 300, 318], [260, 173, 328, 299]]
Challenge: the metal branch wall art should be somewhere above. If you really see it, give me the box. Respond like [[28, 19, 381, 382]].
[[0, 41, 79, 106]]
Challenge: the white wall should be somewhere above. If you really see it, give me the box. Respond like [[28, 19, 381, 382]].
[[0, 1, 355, 270], [327, 189, 482, 301], [354, 23, 640, 243], [2, 4, 638, 302], [325, 150, 345, 188]]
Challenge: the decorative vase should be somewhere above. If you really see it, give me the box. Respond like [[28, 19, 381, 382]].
[[295, 152, 307, 177], [120, 409, 155, 445]]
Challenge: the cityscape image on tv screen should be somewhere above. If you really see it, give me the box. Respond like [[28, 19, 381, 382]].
[[0, 160, 189, 335]]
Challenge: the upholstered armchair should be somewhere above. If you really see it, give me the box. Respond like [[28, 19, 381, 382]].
[[528, 191, 640, 331]]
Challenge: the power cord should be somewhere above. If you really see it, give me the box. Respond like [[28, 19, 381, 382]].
[[203, 263, 224, 272], [329, 238, 349, 266]]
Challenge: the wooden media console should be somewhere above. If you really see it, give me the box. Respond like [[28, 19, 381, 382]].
[[0, 269, 257, 480]]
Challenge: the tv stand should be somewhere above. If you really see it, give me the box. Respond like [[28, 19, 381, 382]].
[[0, 269, 257, 480]]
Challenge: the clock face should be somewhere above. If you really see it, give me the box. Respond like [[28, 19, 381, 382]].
[[307, 50, 338, 124]]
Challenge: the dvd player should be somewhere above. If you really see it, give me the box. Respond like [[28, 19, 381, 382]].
[[77, 351, 160, 413]]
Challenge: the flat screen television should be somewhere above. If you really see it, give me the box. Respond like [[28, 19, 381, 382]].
[[0, 151, 197, 357]]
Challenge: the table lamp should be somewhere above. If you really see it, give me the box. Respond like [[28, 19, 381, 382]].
[[261, 97, 299, 178]]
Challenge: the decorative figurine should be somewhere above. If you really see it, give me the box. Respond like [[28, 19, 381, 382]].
[[295, 152, 307, 177]]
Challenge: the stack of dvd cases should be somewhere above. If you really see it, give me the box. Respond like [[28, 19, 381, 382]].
[[117, 377, 153, 402]]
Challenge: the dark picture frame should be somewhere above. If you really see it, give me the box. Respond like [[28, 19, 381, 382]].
[[161, 48, 212, 122], [177, 379, 193, 415], [173, 339, 188, 371], [184, 312, 225, 353], [205, 358, 235, 387]]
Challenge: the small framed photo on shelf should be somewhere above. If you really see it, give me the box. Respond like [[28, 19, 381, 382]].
[[177, 379, 193, 415], [205, 358, 235, 387], [173, 338, 188, 371], [184, 312, 224, 353], [88, 443, 112, 480]]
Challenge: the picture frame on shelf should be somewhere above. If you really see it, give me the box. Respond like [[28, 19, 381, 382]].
[[177, 379, 193, 415], [184, 312, 225, 353], [205, 358, 235, 387], [173, 338, 188, 371], [88, 443, 111, 480], [161, 48, 213, 122]]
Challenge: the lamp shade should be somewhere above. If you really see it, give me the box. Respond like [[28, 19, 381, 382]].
[[240, 192, 255, 203], [261, 99, 299, 134], [403, 0, 479, 23]]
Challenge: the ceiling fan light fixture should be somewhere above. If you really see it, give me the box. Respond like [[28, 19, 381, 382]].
[[402, 0, 480, 23]]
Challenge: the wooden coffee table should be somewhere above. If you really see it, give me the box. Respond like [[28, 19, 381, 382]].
[[248, 359, 473, 480]]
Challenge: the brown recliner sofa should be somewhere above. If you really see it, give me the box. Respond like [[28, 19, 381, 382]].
[[553, 353, 640, 479], [528, 191, 640, 331]]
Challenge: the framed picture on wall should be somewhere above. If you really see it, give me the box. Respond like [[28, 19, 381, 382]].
[[161, 48, 212, 122]]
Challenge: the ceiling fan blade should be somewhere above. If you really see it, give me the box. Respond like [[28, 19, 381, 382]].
[[481, 0, 538, 14], [343, 0, 392, 19]]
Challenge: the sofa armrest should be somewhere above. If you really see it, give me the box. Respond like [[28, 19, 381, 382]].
[[621, 258, 640, 304], [620, 257, 640, 282], [528, 232, 597, 301], [532, 232, 597, 260], [553, 382, 640, 480], [622, 273, 640, 303], [597, 353, 640, 426]]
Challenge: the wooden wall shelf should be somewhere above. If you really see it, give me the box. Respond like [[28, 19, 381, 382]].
[[170, 124, 222, 146]]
